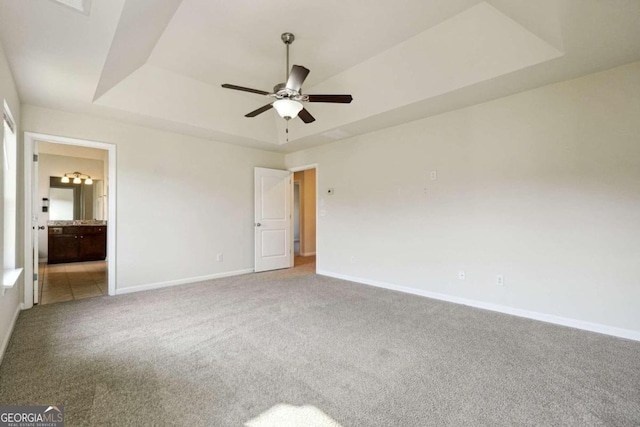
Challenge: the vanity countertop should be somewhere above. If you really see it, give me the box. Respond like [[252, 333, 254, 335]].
[[47, 220, 107, 227]]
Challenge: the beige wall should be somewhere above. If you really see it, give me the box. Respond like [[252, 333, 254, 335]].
[[22, 104, 285, 292], [286, 61, 640, 337], [0, 39, 22, 363], [293, 169, 316, 255]]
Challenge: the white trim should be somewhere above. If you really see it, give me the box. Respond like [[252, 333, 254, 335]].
[[2, 268, 23, 291], [24, 132, 117, 309], [115, 268, 254, 295], [3, 100, 16, 134], [317, 270, 640, 342], [0, 302, 22, 366], [300, 252, 316, 256]]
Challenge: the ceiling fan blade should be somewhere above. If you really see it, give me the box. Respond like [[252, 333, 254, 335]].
[[286, 65, 310, 92], [222, 84, 270, 96], [298, 108, 316, 124], [245, 103, 273, 117], [307, 94, 353, 103]]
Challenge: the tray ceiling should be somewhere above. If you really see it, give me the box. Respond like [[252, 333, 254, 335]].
[[1, 0, 639, 152]]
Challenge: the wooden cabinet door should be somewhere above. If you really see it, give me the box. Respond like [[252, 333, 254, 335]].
[[79, 232, 106, 260], [49, 234, 80, 263]]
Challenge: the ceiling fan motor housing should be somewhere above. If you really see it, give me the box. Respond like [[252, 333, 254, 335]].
[[272, 83, 306, 101], [273, 83, 287, 94]]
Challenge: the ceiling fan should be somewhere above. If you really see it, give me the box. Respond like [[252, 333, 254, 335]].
[[221, 33, 353, 124]]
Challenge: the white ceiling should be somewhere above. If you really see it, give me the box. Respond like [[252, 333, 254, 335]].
[[1, 0, 639, 153]]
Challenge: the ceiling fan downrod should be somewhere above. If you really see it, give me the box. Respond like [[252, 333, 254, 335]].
[[281, 32, 295, 81]]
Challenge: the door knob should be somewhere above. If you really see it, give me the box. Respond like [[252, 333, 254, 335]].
[[38, 226, 45, 230], [255, 223, 262, 227]]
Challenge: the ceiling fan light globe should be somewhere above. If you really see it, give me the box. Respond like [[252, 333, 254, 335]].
[[273, 99, 303, 120]]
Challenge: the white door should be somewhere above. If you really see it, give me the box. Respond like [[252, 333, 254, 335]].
[[255, 167, 292, 272], [32, 142, 40, 304]]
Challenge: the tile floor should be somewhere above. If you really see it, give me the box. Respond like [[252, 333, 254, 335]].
[[38, 261, 108, 305]]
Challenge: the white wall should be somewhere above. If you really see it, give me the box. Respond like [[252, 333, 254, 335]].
[[37, 153, 105, 259], [22, 105, 285, 291], [286, 61, 640, 337], [0, 39, 22, 363]]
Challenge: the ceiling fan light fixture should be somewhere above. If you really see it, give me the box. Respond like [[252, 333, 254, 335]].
[[273, 99, 303, 120]]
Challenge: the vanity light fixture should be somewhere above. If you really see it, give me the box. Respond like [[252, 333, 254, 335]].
[[61, 172, 93, 185]]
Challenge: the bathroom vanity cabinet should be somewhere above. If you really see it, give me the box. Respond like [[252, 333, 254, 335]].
[[48, 225, 107, 264]]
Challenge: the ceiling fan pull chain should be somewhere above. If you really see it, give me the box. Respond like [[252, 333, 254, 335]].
[[286, 122, 289, 142]]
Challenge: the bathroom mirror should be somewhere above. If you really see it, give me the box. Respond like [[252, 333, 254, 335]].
[[49, 177, 102, 220]]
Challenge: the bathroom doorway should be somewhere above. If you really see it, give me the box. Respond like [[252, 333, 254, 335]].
[[24, 132, 117, 309], [37, 142, 109, 304]]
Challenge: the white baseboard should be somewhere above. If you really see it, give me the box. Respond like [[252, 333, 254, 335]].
[[115, 269, 254, 295], [0, 303, 23, 366], [300, 252, 316, 257], [317, 270, 640, 342]]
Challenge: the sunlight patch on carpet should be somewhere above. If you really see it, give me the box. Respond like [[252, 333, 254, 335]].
[[245, 404, 342, 427]]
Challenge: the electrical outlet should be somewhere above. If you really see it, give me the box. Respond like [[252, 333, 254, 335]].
[[350, 256, 356, 264], [496, 274, 504, 286], [430, 170, 438, 180], [217, 253, 223, 262], [458, 270, 465, 280]]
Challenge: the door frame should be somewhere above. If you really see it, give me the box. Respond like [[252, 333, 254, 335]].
[[288, 163, 318, 268], [23, 132, 117, 309]]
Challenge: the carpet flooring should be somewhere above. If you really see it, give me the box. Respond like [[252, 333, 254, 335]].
[[1, 261, 639, 426]]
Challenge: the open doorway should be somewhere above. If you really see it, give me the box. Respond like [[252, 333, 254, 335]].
[[24, 133, 117, 310], [291, 166, 316, 269], [36, 142, 109, 304]]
